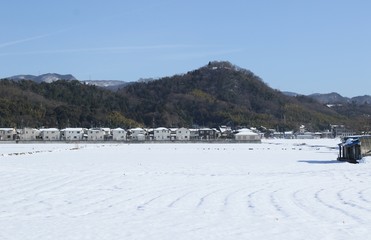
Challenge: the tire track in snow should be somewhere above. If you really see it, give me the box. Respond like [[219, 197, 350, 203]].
[[167, 190, 198, 208], [358, 187, 371, 204], [269, 188, 290, 218], [336, 187, 371, 213], [291, 187, 321, 221], [222, 186, 249, 208], [314, 188, 364, 224], [246, 189, 263, 210], [196, 188, 227, 208]]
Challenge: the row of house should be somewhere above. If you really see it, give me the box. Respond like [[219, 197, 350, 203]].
[[268, 125, 355, 139], [0, 127, 261, 142]]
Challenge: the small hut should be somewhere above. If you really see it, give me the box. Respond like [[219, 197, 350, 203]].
[[338, 135, 371, 163]]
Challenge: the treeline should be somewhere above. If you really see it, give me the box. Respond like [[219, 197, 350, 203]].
[[0, 79, 138, 128], [1, 61, 370, 132]]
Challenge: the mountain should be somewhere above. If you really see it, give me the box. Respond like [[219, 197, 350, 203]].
[[282, 91, 301, 97], [350, 95, 371, 105], [1, 61, 370, 132], [8, 73, 77, 83], [82, 80, 132, 91], [308, 92, 350, 105], [118, 61, 346, 130], [303, 93, 371, 106]]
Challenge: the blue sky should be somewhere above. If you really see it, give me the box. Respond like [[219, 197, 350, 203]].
[[1, 0, 370, 97]]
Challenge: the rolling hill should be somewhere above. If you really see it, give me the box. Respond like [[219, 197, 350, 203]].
[[1, 61, 370, 132]]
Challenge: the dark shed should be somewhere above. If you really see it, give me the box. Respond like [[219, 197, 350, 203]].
[[338, 135, 371, 163]]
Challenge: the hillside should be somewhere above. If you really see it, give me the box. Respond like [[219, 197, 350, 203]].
[[0, 80, 139, 128], [118, 61, 347, 130], [0, 61, 369, 132]]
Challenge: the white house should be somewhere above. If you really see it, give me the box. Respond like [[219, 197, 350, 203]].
[[61, 128, 85, 141], [112, 128, 127, 141], [176, 127, 190, 141], [129, 128, 146, 141], [40, 128, 60, 141], [19, 128, 40, 141], [235, 128, 261, 142], [101, 128, 112, 140], [284, 131, 295, 139], [87, 128, 105, 141], [170, 128, 177, 141], [0, 128, 16, 141], [154, 127, 171, 141], [299, 125, 306, 134], [296, 132, 315, 139]]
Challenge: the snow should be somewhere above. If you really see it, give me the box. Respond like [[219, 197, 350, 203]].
[[1, 139, 371, 239]]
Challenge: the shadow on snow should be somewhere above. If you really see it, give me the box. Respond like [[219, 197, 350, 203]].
[[298, 160, 343, 164]]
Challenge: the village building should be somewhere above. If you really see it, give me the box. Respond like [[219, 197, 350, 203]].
[[87, 128, 105, 141], [112, 128, 127, 141], [154, 127, 171, 141], [331, 124, 355, 138], [296, 132, 316, 139], [199, 128, 216, 140], [0, 128, 16, 141], [234, 128, 261, 142], [320, 130, 333, 138], [176, 127, 190, 141], [101, 128, 112, 140], [213, 128, 222, 139], [272, 131, 285, 139], [284, 131, 295, 139], [61, 128, 85, 141], [39, 128, 60, 141], [146, 128, 154, 140], [18, 128, 40, 141], [169, 128, 177, 141], [189, 129, 199, 140], [219, 125, 233, 139], [129, 128, 146, 141]]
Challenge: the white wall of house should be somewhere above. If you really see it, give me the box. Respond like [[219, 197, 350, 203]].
[[176, 127, 190, 141], [112, 128, 127, 141], [297, 133, 315, 139], [40, 128, 60, 141], [154, 127, 170, 141], [19, 128, 40, 140], [61, 128, 84, 141], [235, 129, 261, 141], [0, 128, 16, 141], [101, 128, 112, 140], [87, 128, 105, 141], [130, 128, 146, 141]]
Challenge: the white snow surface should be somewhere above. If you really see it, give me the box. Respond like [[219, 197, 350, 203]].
[[1, 139, 371, 240]]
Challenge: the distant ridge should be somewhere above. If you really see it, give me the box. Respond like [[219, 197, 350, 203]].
[[8, 73, 76, 83], [82, 80, 132, 91], [282, 91, 371, 106], [308, 92, 350, 104]]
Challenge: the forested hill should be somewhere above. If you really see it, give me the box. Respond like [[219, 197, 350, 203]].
[[118, 61, 347, 130], [1, 61, 369, 132], [0, 79, 139, 128]]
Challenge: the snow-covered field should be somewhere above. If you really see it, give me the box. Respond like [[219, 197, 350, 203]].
[[1, 139, 371, 240]]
